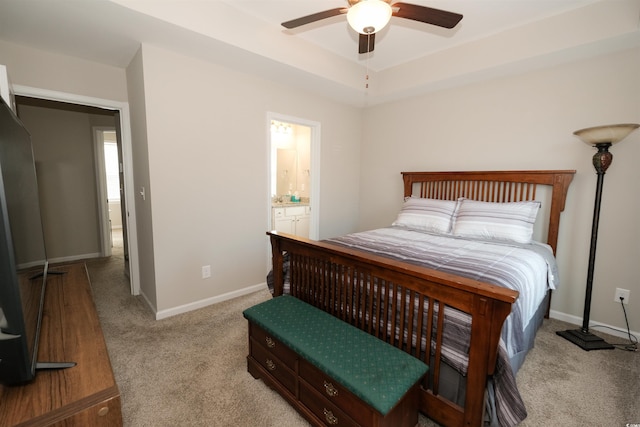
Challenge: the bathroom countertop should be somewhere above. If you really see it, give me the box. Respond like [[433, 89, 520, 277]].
[[271, 202, 309, 208]]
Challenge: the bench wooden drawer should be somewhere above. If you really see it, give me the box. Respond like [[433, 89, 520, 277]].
[[299, 358, 373, 426], [299, 380, 359, 427], [250, 323, 297, 366], [250, 337, 296, 394]]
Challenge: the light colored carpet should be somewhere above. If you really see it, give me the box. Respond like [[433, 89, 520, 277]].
[[84, 237, 639, 426]]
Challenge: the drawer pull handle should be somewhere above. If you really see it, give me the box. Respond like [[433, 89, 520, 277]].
[[324, 381, 338, 397], [265, 336, 276, 348], [323, 408, 338, 425], [265, 359, 276, 371]]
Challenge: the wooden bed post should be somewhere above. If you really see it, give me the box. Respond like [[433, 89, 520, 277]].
[[546, 172, 575, 255], [269, 232, 284, 297], [464, 296, 514, 427]]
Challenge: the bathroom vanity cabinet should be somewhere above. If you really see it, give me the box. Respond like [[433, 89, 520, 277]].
[[272, 205, 310, 238]]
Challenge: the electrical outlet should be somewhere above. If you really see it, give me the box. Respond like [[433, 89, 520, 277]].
[[201, 265, 211, 279], [614, 288, 630, 305]]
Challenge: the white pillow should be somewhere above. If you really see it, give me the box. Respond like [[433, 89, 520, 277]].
[[392, 197, 458, 234], [452, 199, 541, 244]]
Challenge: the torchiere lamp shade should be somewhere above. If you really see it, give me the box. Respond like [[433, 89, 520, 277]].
[[573, 123, 639, 145]]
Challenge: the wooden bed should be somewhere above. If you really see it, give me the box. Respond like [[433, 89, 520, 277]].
[[267, 170, 575, 427]]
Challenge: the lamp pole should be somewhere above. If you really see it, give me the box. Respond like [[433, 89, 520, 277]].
[[557, 123, 638, 351], [580, 142, 611, 333]]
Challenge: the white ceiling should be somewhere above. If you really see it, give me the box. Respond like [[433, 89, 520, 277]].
[[229, 0, 592, 71], [0, 0, 638, 106]]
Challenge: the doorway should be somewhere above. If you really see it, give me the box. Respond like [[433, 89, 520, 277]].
[[13, 85, 140, 295], [94, 128, 125, 260], [267, 113, 320, 267]]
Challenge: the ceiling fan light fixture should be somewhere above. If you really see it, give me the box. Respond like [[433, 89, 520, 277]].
[[347, 0, 392, 34]]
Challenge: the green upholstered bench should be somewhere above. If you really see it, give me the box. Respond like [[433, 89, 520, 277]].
[[243, 295, 428, 427]]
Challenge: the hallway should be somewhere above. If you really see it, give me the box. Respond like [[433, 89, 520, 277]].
[[110, 227, 124, 259]]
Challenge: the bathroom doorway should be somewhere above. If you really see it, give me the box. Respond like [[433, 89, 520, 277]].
[[267, 113, 320, 265]]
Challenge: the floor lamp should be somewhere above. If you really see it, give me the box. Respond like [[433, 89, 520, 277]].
[[557, 123, 639, 350]]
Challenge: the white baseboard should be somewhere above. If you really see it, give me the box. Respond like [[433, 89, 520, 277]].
[[138, 290, 157, 315], [154, 283, 268, 320], [549, 309, 639, 341]]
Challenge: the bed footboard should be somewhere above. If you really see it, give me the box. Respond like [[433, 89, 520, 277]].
[[268, 231, 518, 427]]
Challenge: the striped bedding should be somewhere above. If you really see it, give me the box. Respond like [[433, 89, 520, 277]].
[[327, 227, 558, 357]]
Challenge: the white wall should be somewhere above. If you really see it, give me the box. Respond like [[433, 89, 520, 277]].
[[17, 105, 107, 262], [0, 40, 128, 102], [360, 47, 640, 333], [130, 44, 362, 314], [125, 47, 157, 309]]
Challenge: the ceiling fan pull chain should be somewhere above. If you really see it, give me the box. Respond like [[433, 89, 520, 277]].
[[365, 33, 370, 89]]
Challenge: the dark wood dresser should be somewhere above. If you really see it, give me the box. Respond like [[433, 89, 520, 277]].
[[247, 321, 422, 427], [0, 262, 122, 426]]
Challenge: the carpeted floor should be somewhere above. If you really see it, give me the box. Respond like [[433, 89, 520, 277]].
[[84, 232, 639, 426]]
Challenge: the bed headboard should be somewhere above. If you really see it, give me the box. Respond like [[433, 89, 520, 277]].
[[401, 170, 576, 254]]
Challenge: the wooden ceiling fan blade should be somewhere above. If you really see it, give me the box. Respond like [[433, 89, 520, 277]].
[[282, 8, 346, 29], [392, 2, 462, 29], [358, 33, 375, 54]]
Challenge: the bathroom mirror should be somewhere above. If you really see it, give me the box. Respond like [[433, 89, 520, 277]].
[[271, 122, 310, 202], [276, 148, 296, 196]]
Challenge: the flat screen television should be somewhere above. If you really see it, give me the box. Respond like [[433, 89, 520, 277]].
[[0, 96, 49, 385]]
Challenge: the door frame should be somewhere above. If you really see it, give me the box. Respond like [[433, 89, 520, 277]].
[[93, 126, 116, 257], [13, 84, 141, 296], [266, 112, 321, 268]]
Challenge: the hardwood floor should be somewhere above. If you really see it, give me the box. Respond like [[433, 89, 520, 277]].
[[0, 263, 122, 426]]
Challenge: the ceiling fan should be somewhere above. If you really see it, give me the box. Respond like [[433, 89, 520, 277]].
[[281, 0, 463, 54]]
